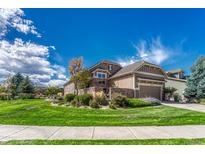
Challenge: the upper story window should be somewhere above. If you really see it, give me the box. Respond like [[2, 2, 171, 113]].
[[109, 65, 112, 71], [95, 72, 107, 79]]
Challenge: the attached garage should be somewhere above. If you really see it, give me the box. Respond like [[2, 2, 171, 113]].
[[109, 61, 167, 101], [139, 85, 162, 100]]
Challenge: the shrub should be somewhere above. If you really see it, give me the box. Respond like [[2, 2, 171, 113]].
[[128, 98, 152, 107], [164, 87, 177, 100], [95, 92, 108, 106], [56, 96, 64, 101], [70, 99, 81, 107], [76, 101, 81, 107], [89, 99, 100, 109], [173, 93, 182, 102], [56, 101, 66, 106], [74, 94, 93, 106], [200, 99, 205, 104], [109, 103, 117, 109], [0, 94, 10, 100], [110, 93, 129, 108], [18, 93, 34, 99], [65, 93, 76, 102], [141, 97, 161, 106]]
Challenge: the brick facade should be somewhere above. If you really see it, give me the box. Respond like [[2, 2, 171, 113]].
[[109, 87, 134, 99]]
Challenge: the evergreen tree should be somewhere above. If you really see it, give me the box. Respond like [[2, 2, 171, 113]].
[[184, 56, 205, 99], [8, 73, 24, 97], [20, 76, 34, 94], [197, 78, 205, 98]]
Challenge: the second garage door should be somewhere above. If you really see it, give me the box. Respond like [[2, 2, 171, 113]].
[[139, 85, 161, 100]]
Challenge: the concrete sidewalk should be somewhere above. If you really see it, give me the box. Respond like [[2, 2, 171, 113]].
[[1, 125, 205, 141], [162, 102, 205, 113]]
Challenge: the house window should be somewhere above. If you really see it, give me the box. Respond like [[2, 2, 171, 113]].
[[96, 72, 107, 79], [98, 81, 105, 85], [109, 65, 112, 71]]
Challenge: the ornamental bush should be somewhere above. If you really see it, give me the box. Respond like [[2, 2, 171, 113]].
[[65, 93, 76, 102], [95, 92, 108, 106], [0, 94, 10, 100], [140, 97, 161, 105], [89, 99, 100, 109], [70, 99, 79, 107], [109, 103, 117, 109], [74, 94, 93, 106], [173, 93, 182, 102], [110, 93, 129, 108], [128, 98, 152, 107]]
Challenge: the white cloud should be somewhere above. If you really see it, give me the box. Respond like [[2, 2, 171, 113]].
[[0, 9, 66, 87], [0, 38, 67, 87], [0, 8, 41, 37], [46, 79, 67, 87], [50, 46, 56, 50], [118, 37, 171, 66]]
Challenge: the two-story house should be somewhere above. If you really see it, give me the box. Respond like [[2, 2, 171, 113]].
[[64, 60, 187, 100]]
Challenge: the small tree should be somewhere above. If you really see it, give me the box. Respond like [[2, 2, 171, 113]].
[[69, 57, 83, 95], [77, 69, 92, 89], [164, 87, 177, 100], [45, 86, 61, 99], [184, 56, 205, 100]]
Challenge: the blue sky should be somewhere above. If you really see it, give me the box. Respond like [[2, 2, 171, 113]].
[[1, 9, 205, 86]]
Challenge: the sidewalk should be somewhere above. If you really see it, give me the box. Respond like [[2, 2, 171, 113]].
[[1, 125, 205, 141], [162, 102, 205, 113]]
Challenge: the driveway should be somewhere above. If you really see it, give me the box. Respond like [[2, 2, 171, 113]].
[[1, 125, 205, 141], [162, 102, 205, 113]]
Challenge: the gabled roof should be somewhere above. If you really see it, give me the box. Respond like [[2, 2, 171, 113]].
[[166, 69, 184, 74], [89, 60, 121, 71], [111, 60, 166, 78], [111, 61, 143, 78]]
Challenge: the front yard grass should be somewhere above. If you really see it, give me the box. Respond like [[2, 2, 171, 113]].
[[1, 99, 205, 126], [2, 138, 205, 145]]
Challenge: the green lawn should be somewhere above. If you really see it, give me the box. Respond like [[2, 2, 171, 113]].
[[1, 99, 205, 126], [2, 139, 205, 145]]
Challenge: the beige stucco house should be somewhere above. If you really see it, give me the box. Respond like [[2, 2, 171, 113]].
[[165, 69, 187, 98], [64, 60, 187, 100]]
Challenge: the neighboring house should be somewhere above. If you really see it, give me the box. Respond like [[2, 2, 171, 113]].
[[166, 69, 185, 79], [165, 69, 187, 97], [64, 60, 187, 100]]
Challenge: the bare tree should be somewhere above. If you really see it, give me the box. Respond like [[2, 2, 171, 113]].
[[68, 57, 83, 95]]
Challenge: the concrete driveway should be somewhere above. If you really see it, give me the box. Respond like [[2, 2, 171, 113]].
[[162, 102, 205, 113], [1, 125, 205, 141]]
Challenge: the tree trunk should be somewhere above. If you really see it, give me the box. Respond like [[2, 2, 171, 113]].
[[74, 81, 78, 95]]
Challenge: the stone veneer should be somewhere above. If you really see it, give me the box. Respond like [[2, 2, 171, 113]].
[[109, 87, 134, 99]]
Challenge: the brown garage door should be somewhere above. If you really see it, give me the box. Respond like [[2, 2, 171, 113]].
[[140, 86, 161, 100]]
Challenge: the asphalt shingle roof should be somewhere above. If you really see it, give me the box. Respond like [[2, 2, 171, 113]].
[[167, 69, 184, 74], [111, 61, 143, 78]]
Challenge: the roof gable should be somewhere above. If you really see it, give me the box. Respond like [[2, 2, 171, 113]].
[[89, 60, 121, 71], [111, 60, 167, 78], [111, 61, 143, 78]]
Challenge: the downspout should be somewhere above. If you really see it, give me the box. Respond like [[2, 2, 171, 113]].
[[133, 73, 136, 98]]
